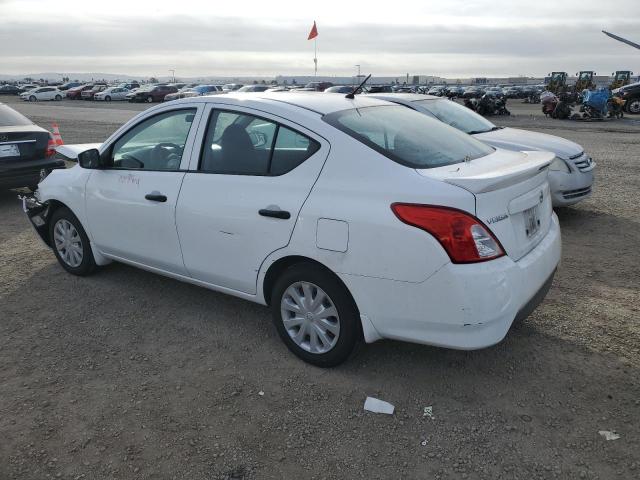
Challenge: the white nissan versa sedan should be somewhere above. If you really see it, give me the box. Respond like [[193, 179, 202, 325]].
[[22, 92, 561, 367], [369, 94, 595, 207]]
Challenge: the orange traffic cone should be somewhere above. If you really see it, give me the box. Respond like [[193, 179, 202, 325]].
[[51, 123, 64, 146]]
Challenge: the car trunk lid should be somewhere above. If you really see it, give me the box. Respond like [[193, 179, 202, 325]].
[[0, 126, 49, 163], [417, 149, 554, 261]]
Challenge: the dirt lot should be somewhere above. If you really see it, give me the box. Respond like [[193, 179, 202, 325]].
[[1, 96, 639, 480]]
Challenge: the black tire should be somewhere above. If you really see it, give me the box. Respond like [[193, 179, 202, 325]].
[[49, 207, 96, 276], [29, 95, 36, 102], [270, 263, 360, 367], [626, 99, 640, 115], [146, 96, 154, 103], [55, 95, 62, 101], [105, 96, 111, 102]]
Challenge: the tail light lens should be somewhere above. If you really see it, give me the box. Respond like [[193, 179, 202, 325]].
[[391, 203, 505, 263], [45, 134, 56, 157]]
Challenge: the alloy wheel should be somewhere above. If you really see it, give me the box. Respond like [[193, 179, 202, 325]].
[[628, 99, 640, 114], [53, 219, 83, 268], [280, 282, 340, 354]]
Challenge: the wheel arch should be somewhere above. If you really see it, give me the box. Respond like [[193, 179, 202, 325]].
[[262, 255, 328, 306], [37, 199, 70, 247], [37, 199, 110, 266], [261, 254, 365, 340]]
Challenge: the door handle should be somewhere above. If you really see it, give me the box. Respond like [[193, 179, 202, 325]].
[[145, 192, 167, 202], [259, 208, 291, 220]]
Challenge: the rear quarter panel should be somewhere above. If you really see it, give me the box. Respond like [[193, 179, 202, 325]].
[[261, 129, 476, 292]]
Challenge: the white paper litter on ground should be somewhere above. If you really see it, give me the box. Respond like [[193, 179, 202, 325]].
[[423, 406, 434, 419], [598, 430, 620, 441], [364, 397, 395, 414]]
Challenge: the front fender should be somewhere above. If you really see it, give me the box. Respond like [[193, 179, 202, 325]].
[[20, 194, 111, 266]]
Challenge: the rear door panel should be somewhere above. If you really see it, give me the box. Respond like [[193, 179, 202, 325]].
[[176, 103, 329, 294]]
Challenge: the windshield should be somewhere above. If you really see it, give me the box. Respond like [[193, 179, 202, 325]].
[[413, 99, 496, 135], [323, 105, 493, 169], [0, 104, 33, 126]]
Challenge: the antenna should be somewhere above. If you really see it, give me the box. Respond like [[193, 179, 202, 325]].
[[346, 74, 371, 99]]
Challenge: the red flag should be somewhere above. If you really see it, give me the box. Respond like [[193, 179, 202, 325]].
[[307, 21, 318, 40]]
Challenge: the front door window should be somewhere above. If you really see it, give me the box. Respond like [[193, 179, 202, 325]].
[[110, 109, 196, 170]]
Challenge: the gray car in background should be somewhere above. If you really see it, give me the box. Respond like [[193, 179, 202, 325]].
[[369, 93, 595, 207]]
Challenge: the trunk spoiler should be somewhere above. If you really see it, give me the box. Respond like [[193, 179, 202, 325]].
[[417, 150, 554, 194]]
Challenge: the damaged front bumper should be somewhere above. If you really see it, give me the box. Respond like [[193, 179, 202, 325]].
[[19, 194, 51, 247]]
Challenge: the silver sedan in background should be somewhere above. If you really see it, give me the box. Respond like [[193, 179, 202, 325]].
[[370, 93, 595, 207]]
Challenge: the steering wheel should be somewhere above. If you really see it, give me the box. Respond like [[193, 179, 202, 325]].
[[151, 143, 182, 170]]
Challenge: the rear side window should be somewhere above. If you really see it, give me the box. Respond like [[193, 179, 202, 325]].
[[0, 104, 33, 126], [323, 105, 493, 169], [200, 110, 320, 176], [271, 126, 320, 175]]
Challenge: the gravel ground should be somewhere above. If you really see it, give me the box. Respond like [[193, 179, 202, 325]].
[[1, 96, 639, 480]]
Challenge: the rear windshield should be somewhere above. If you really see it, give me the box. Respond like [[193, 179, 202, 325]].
[[413, 99, 496, 135], [323, 105, 493, 169], [0, 104, 33, 127]]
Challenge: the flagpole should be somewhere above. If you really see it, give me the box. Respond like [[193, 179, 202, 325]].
[[314, 38, 317, 77]]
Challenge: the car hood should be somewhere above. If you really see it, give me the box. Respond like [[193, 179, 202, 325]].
[[473, 127, 582, 160]]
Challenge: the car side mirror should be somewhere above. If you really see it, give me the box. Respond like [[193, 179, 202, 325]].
[[78, 148, 102, 169]]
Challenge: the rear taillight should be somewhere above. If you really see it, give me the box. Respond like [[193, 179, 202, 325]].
[[45, 134, 56, 157], [391, 203, 505, 263]]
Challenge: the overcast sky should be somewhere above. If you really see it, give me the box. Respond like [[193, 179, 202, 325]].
[[1, 0, 639, 78]]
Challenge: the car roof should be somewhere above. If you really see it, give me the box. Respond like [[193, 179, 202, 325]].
[[366, 93, 440, 104], [170, 91, 394, 115]]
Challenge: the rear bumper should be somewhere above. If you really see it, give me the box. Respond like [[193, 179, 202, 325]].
[[341, 213, 562, 349], [0, 158, 65, 189]]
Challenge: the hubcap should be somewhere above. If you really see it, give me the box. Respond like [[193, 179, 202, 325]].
[[280, 282, 340, 354], [629, 100, 640, 114], [53, 219, 83, 268]]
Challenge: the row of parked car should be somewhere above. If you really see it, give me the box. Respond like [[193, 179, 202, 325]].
[[1, 79, 551, 104], [273, 82, 548, 99], [420, 84, 547, 99], [0, 81, 292, 103]]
